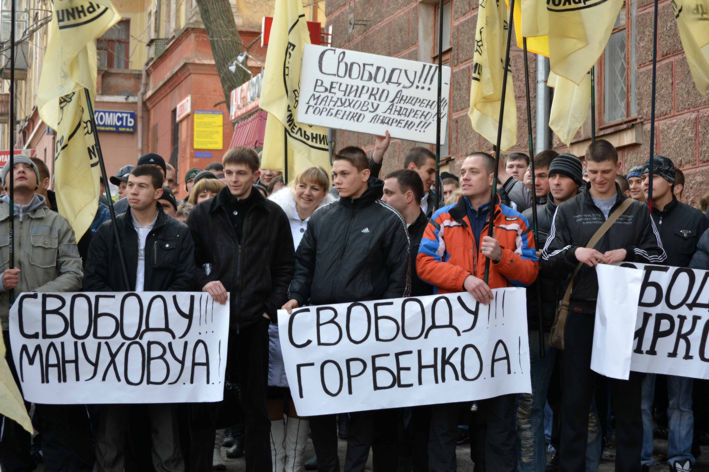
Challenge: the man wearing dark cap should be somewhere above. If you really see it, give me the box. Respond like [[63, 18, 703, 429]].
[[205, 162, 225, 181], [185, 167, 201, 196], [640, 155, 708, 472], [626, 165, 645, 202], [158, 187, 178, 218], [110, 164, 135, 200], [519, 153, 584, 471]]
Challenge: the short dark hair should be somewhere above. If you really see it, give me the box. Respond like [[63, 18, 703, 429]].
[[404, 147, 436, 169], [205, 161, 224, 172], [442, 177, 459, 188], [30, 157, 50, 181], [223, 147, 260, 172], [675, 168, 685, 186], [467, 152, 496, 174], [334, 146, 369, 171], [131, 164, 164, 189], [585, 139, 618, 163], [533, 150, 558, 170], [615, 175, 629, 193], [506, 153, 530, 166], [385, 169, 425, 202]]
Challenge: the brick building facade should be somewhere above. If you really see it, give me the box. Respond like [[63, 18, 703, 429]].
[[325, 0, 709, 207]]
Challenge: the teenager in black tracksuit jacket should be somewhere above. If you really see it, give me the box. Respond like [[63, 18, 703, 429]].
[[542, 182, 666, 472], [289, 176, 409, 472], [187, 184, 294, 471]]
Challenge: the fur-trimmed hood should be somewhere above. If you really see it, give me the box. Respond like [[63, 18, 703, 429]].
[[268, 186, 335, 222]]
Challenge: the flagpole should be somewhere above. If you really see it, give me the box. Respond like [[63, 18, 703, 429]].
[[590, 66, 596, 142], [523, 38, 545, 358], [8, 0, 16, 303], [83, 88, 131, 290], [484, 0, 516, 284], [435, 0, 444, 210], [283, 132, 289, 184], [647, 0, 659, 210]]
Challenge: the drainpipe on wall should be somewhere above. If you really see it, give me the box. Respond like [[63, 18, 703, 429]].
[[535, 55, 552, 154]]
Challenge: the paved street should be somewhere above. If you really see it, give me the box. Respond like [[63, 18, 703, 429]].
[[220, 437, 709, 471]]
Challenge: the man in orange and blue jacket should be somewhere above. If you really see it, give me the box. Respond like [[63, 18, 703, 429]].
[[417, 152, 538, 472]]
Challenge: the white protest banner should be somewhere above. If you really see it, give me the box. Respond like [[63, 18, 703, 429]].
[[277, 289, 530, 416], [9, 292, 229, 404], [592, 264, 644, 379], [593, 263, 709, 380], [298, 44, 451, 144]]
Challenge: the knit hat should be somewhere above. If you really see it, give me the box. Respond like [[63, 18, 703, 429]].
[[548, 153, 583, 186], [185, 167, 201, 184], [158, 187, 178, 211], [1, 155, 40, 187], [137, 153, 166, 174], [643, 155, 675, 184], [626, 165, 644, 180], [192, 170, 218, 186]]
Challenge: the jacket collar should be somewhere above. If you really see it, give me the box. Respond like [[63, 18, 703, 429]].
[[582, 182, 627, 210], [652, 196, 678, 217], [339, 177, 384, 209], [121, 204, 168, 231], [449, 193, 502, 226], [0, 194, 48, 222], [211, 185, 267, 215], [409, 210, 429, 234]]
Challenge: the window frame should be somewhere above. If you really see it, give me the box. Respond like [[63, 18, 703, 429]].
[[97, 19, 130, 70], [433, 0, 452, 159]]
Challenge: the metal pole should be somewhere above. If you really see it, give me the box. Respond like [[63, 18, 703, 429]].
[[283, 132, 288, 184], [435, 0, 444, 210], [523, 38, 545, 358], [8, 0, 16, 303], [535, 55, 551, 154], [83, 88, 131, 290], [647, 0, 659, 210], [590, 66, 596, 142], [484, 0, 516, 284]]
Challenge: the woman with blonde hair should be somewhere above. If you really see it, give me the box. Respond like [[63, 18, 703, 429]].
[[188, 177, 225, 205], [267, 166, 334, 472]]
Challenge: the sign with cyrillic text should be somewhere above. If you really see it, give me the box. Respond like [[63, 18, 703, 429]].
[[9, 292, 229, 404], [593, 263, 709, 380], [94, 110, 135, 133], [298, 44, 451, 144], [277, 289, 530, 416]]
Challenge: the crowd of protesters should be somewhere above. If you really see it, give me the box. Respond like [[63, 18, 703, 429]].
[[0, 134, 708, 472]]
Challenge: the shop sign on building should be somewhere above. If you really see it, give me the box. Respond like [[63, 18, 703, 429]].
[[94, 110, 135, 133]]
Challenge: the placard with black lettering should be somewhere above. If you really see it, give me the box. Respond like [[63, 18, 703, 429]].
[[9, 292, 229, 404], [298, 44, 451, 145], [277, 289, 530, 416], [593, 263, 709, 380]]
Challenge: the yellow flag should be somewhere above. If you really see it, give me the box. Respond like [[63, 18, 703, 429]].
[[0, 334, 33, 434], [546, 0, 623, 84], [259, 0, 330, 177], [468, 0, 518, 151], [37, 1, 121, 239], [512, 0, 548, 56], [548, 71, 591, 145], [673, 0, 709, 96]]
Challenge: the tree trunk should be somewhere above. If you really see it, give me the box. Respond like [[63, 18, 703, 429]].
[[195, 0, 251, 106]]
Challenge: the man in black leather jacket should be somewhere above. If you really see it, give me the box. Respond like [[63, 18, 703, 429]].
[[84, 165, 197, 472], [187, 147, 294, 472], [284, 146, 409, 472]]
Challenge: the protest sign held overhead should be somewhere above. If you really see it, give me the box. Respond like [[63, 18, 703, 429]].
[[9, 292, 229, 405], [297, 45, 451, 145], [277, 289, 531, 416], [593, 263, 709, 380]]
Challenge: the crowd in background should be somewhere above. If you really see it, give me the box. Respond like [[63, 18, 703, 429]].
[[0, 134, 708, 472]]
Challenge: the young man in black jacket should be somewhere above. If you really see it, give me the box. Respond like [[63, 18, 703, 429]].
[[542, 140, 666, 472], [84, 165, 197, 472], [639, 155, 708, 472], [519, 153, 583, 471], [187, 147, 294, 472], [283, 146, 409, 472]]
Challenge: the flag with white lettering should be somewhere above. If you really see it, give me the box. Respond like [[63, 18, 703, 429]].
[[259, 0, 330, 178], [37, 0, 120, 239]]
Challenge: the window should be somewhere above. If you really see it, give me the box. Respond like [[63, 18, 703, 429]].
[[600, 4, 637, 125], [98, 20, 130, 69], [435, 1, 452, 53], [433, 1, 452, 157]]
